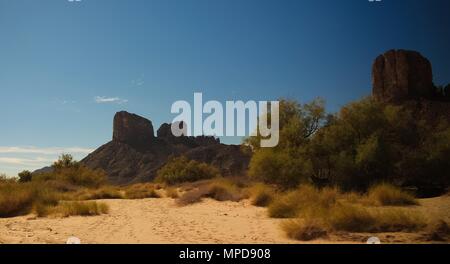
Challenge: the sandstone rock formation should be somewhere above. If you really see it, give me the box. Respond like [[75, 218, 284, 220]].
[[81, 112, 250, 184], [372, 49, 434, 103], [157, 122, 186, 138], [372, 49, 450, 125], [113, 111, 154, 148]]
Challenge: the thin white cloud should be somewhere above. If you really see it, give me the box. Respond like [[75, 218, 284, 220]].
[[95, 96, 128, 104], [0, 157, 55, 166], [0, 146, 94, 176], [0, 146, 94, 155]]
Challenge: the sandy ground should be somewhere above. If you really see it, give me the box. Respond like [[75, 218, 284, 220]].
[[0, 197, 448, 244]]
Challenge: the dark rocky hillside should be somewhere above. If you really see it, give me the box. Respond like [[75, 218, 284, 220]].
[[81, 111, 250, 184]]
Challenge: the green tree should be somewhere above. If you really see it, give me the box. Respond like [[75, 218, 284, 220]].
[[52, 154, 79, 171], [246, 98, 326, 188]]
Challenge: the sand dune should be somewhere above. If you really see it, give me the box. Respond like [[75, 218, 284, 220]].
[[0, 197, 448, 244]]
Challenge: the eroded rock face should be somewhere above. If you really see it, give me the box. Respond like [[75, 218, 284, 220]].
[[157, 122, 187, 138], [113, 111, 154, 148], [82, 112, 250, 184], [372, 50, 434, 103]]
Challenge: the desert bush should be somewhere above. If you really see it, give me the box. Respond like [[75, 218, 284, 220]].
[[165, 187, 179, 198], [328, 204, 425, 232], [205, 179, 243, 202], [18, 170, 32, 183], [326, 204, 376, 232], [176, 187, 207, 206], [176, 179, 244, 206], [55, 201, 109, 217], [73, 186, 124, 200], [282, 202, 426, 240], [268, 191, 305, 218], [0, 183, 35, 217], [0, 182, 60, 218], [423, 220, 450, 241], [0, 174, 17, 183], [367, 183, 418, 206], [124, 184, 160, 199], [156, 156, 221, 185], [281, 218, 328, 241], [248, 149, 312, 188], [248, 183, 276, 207], [268, 185, 338, 218], [33, 154, 107, 188]]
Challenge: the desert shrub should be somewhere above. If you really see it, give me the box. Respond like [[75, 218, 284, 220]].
[[0, 182, 60, 218], [248, 183, 276, 207], [205, 179, 243, 202], [0, 183, 35, 217], [327, 204, 377, 232], [268, 185, 338, 218], [176, 179, 244, 206], [367, 183, 418, 206], [267, 191, 301, 218], [124, 184, 160, 199], [73, 186, 124, 200], [56, 166, 107, 188], [176, 187, 208, 206], [282, 202, 426, 240], [0, 174, 17, 183], [33, 154, 107, 188], [423, 220, 450, 241], [295, 201, 426, 233], [55, 201, 109, 217], [156, 156, 221, 185], [248, 149, 312, 188], [165, 187, 179, 198], [18, 170, 32, 183], [32, 188, 60, 217], [34, 202, 52, 217], [281, 218, 328, 241]]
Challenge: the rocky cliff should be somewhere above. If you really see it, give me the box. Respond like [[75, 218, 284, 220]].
[[372, 49, 450, 124], [81, 111, 250, 184]]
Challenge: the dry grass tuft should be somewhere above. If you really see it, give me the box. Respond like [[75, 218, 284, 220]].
[[270, 184, 427, 241], [248, 183, 276, 207], [71, 186, 124, 200], [367, 183, 418, 206], [54, 201, 109, 217], [423, 220, 450, 242], [124, 184, 160, 199], [176, 178, 244, 206], [281, 218, 328, 241], [268, 185, 339, 218], [0, 182, 60, 218], [176, 187, 208, 206], [205, 179, 243, 202], [165, 187, 179, 199], [0, 183, 35, 217]]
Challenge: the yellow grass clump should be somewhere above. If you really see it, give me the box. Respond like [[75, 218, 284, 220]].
[[367, 183, 418, 206], [248, 183, 276, 207], [54, 201, 109, 217]]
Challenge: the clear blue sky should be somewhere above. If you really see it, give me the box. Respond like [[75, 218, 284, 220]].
[[0, 0, 449, 176]]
